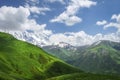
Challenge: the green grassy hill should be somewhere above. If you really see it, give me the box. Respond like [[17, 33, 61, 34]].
[[0, 32, 80, 80]]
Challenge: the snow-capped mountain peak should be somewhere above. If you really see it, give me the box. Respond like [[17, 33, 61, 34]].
[[56, 42, 71, 48]]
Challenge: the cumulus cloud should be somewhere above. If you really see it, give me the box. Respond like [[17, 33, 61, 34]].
[[50, 14, 82, 26], [0, 6, 30, 31], [104, 22, 120, 30], [0, 6, 52, 34], [111, 14, 120, 22], [96, 20, 107, 26], [50, 0, 96, 26], [97, 14, 120, 32]]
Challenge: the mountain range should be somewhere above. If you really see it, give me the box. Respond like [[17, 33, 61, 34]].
[[43, 40, 120, 74]]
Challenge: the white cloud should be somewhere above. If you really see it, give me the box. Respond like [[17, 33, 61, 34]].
[[0, 6, 52, 34], [47, 0, 65, 4], [50, 0, 96, 26], [103, 14, 120, 31], [96, 20, 107, 26], [111, 14, 120, 22], [104, 22, 119, 30], [50, 14, 82, 26], [96, 14, 120, 32], [0, 6, 30, 31]]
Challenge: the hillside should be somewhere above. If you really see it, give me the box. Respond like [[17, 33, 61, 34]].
[[0, 32, 80, 80]]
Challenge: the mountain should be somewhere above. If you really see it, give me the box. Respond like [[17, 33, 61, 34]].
[[0, 32, 80, 80], [43, 40, 120, 74], [68, 40, 120, 74]]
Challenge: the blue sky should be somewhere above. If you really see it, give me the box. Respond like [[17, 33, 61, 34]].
[[0, 0, 120, 46], [0, 0, 120, 35]]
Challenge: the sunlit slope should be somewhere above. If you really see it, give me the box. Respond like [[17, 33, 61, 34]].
[[0, 32, 80, 80]]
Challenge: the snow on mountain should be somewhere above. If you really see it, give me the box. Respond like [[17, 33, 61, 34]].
[[8, 31, 77, 48], [57, 42, 71, 48], [49, 42, 77, 50], [9, 31, 51, 47]]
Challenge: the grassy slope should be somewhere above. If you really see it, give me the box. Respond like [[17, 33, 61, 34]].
[[0, 32, 80, 80]]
